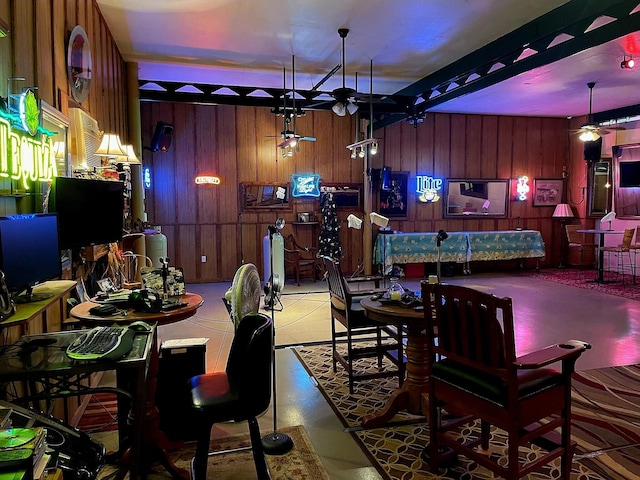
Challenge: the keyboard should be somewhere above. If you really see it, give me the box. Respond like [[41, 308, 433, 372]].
[[66, 326, 135, 360]]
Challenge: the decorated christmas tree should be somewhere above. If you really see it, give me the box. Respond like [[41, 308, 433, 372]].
[[318, 192, 342, 260]]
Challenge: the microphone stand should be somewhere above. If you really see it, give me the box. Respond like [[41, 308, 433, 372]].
[[262, 224, 293, 455]]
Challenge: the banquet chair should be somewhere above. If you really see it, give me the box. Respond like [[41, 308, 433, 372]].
[[602, 227, 635, 285], [189, 313, 273, 480], [421, 282, 590, 480], [564, 225, 596, 277], [283, 233, 320, 285], [323, 256, 404, 394]]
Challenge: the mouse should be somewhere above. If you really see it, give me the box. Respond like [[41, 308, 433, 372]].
[[128, 321, 153, 333]]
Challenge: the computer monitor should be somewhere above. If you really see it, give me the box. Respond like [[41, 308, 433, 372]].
[[52, 177, 125, 250], [0, 213, 62, 303]]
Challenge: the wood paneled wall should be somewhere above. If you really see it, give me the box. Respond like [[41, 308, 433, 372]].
[[141, 101, 584, 283]]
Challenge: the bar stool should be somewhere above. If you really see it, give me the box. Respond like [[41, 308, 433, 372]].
[[602, 228, 636, 284]]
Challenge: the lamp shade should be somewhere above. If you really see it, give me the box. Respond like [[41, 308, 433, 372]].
[[552, 203, 574, 218], [601, 211, 616, 223], [95, 133, 126, 157], [115, 144, 141, 164], [369, 212, 389, 228], [347, 214, 363, 229]]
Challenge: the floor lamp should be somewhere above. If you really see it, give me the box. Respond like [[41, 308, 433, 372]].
[[552, 203, 574, 268], [436, 229, 449, 283], [262, 218, 294, 455], [369, 212, 391, 285]]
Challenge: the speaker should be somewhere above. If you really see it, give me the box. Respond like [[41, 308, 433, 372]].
[[150, 121, 174, 152], [584, 137, 602, 162], [613, 145, 624, 158], [156, 340, 206, 441]]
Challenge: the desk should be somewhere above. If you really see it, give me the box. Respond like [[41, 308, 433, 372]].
[[577, 229, 624, 283], [360, 297, 429, 429], [375, 230, 545, 275], [0, 329, 153, 480], [70, 292, 203, 480]]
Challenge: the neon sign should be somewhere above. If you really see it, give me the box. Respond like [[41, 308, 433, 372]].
[[143, 166, 152, 189], [416, 175, 443, 203], [195, 175, 221, 185], [515, 176, 530, 201], [0, 96, 57, 190], [291, 174, 320, 198]]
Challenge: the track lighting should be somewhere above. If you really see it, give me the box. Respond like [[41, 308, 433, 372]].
[[621, 56, 635, 69], [358, 147, 365, 158], [350, 149, 357, 159], [370, 141, 378, 155], [346, 138, 381, 158]]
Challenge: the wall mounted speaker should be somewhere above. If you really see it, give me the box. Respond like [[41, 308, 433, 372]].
[[151, 121, 174, 152], [583, 137, 602, 162], [612, 145, 624, 158]]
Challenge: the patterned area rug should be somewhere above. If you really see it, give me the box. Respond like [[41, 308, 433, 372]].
[[528, 268, 640, 301], [294, 345, 640, 480], [94, 425, 329, 479]]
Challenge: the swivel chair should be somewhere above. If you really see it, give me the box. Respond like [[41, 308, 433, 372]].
[[189, 313, 273, 480]]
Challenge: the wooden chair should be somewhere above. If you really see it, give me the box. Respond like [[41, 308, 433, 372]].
[[283, 233, 320, 285], [602, 227, 635, 284], [421, 282, 590, 480], [565, 224, 596, 276], [323, 256, 404, 394]]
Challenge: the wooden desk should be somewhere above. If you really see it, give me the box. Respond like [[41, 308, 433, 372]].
[[70, 292, 203, 480], [577, 229, 624, 283], [0, 280, 77, 338], [360, 297, 430, 429]]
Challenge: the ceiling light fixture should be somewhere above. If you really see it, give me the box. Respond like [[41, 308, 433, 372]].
[[346, 138, 380, 156], [332, 102, 346, 116], [578, 129, 600, 142]]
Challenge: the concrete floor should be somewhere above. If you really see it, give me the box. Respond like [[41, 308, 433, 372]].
[[147, 271, 640, 479]]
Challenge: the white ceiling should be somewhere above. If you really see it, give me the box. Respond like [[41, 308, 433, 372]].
[[96, 0, 640, 119]]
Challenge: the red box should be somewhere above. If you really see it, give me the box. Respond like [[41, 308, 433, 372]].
[[404, 263, 424, 278]]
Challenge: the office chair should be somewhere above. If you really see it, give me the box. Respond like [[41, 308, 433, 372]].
[[189, 313, 273, 480], [421, 282, 590, 480]]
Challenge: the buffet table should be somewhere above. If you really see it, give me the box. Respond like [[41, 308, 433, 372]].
[[375, 230, 545, 274]]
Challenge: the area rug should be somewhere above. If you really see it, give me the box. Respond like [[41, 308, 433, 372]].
[[94, 425, 329, 480], [294, 345, 640, 480], [528, 268, 640, 302]]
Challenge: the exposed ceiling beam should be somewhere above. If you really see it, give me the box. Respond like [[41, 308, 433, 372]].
[[393, 0, 640, 115]]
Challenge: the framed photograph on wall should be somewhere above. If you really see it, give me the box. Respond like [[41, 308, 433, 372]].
[[379, 171, 408, 217], [532, 178, 563, 207]]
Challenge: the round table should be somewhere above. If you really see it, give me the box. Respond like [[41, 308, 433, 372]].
[[576, 229, 624, 283], [71, 292, 203, 480], [360, 297, 431, 429]]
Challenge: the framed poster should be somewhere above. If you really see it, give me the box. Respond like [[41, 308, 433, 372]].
[[532, 178, 563, 207], [379, 171, 408, 217]]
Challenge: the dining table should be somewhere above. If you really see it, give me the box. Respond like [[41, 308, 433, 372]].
[[359, 297, 430, 429], [576, 229, 624, 283]]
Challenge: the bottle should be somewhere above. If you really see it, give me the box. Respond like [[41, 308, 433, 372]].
[[387, 277, 405, 301]]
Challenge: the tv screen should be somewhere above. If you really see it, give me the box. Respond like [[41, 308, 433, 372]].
[[52, 177, 125, 249], [0, 213, 62, 302], [619, 161, 640, 188]]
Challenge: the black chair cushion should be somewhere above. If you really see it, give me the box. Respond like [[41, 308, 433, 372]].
[[190, 372, 242, 420], [432, 359, 562, 406]]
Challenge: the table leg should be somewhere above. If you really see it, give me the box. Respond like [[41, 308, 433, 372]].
[[361, 325, 430, 428]]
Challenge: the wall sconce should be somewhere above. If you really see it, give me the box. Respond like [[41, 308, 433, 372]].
[[346, 138, 380, 157], [95, 133, 126, 159]]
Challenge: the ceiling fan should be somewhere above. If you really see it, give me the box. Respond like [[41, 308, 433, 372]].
[[311, 28, 363, 116], [576, 82, 612, 142], [271, 56, 316, 156]]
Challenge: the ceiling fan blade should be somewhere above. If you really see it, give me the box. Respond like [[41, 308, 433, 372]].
[[298, 136, 316, 142]]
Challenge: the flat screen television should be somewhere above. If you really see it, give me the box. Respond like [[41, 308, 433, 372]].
[[0, 213, 62, 303], [52, 177, 125, 249], [619, 161, 640, 188]]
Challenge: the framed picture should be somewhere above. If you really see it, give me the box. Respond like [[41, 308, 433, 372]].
[[297, 212, 311, 223], [379, 171, 408, 217], [533, 178, 564, 207]]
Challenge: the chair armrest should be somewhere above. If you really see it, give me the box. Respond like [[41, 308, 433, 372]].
[[515, 340, 591, 369]]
